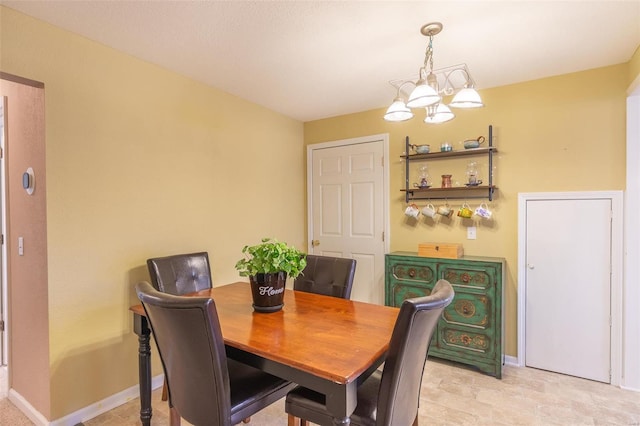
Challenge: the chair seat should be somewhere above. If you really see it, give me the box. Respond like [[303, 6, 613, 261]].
[[285, 370, 382, 426], [229, 359, 296, 424]]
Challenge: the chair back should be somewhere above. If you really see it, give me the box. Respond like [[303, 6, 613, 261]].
[[293, 255, 356, 299], [136, 281, 232, 426], [376, 279, 454, 426], [147, 252, 212, 295]]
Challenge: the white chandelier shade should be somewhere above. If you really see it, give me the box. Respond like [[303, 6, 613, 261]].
[[450, 87, 484, 108], [384, 97, 414, 121], [406, 79, 441, 108], [424, 103, 455, 124]]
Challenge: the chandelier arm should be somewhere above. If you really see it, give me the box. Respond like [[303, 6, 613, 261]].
[[441, 69, 456, 95], [391, 80, 417, 99], [454, 67, 476, 88]]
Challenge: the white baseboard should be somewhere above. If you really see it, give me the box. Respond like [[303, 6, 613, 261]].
[[620, 384, 640, 393], [0, 365, 7, 399], [9, 388, 49, 425], [50, 374, 165, 426], [504, 355, 519, 367], [9, 374, 164, 426]]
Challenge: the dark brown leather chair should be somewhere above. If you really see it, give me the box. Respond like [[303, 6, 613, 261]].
[[285, 279, 454, 426], [136, 281, 296, 426], [293, 255, 356, 299], [147, 252, 212, 296], [147, 252, 213, 401]]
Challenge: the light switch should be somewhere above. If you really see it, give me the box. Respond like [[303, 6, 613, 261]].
[[467, 227, 477, 240], [18, 237, 23, 256]]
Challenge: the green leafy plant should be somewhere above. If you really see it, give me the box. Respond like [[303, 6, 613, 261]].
[[235, 237, 307, 279]]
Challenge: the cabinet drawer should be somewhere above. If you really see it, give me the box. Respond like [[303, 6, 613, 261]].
[[388, 260, 436, 284], [387, 281, 432, 308], [442, 292, 492, 330], [435, 324, 497, 358], [439, 264, 497, 291]]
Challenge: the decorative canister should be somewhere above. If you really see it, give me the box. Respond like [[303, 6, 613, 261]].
[[441, 174, 452, 188]]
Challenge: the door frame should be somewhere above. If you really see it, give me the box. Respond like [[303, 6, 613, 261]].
[[624, 77, 640, 391], [517, 191, 623, 386], [0, 96, 6, 398], [306, 133, 390, 255], [0, 96, 6, 367]]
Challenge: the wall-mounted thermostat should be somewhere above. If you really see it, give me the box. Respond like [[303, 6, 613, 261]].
[[23, 167, 35, 195]]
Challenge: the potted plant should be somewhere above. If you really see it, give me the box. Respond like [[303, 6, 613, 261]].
[[235, 237, 307, 313]]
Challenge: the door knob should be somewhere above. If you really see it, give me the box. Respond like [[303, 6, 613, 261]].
[[527, 264, 535, 270], [311, 240, 320, 247]]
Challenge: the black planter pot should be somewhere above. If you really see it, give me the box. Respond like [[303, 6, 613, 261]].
[[249, 272, 287, 313]]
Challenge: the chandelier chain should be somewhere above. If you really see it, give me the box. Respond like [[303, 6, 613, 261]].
[[425, 36, 434, 73]]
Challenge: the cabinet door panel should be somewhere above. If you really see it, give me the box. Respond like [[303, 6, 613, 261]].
[[436, 324, 496, 358], [387, 282, 433, 307], [442, 293, 491, 329], [389, 260, 436, 284], [439, 264, 496, 291]]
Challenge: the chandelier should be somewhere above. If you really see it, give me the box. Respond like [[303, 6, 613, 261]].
[[384, 22, 484, 124]]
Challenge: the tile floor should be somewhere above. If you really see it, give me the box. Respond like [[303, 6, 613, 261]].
[[2, 359, 639, 425]]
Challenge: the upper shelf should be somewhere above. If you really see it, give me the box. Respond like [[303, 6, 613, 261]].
[[401, 146, 498, 160]]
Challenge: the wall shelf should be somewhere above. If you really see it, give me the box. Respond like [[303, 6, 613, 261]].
[[402, 125, 497, 202]]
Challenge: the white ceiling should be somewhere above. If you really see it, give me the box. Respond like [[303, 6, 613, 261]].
[[2, 1, 639, 122]]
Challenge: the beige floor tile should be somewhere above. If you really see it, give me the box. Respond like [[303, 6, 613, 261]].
[[0, 398, 34, 426], [2, 359, 639, 425]]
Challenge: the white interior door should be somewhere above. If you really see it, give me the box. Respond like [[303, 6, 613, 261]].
[[308, 136, 388, 304], [525, 197, 611, 382]]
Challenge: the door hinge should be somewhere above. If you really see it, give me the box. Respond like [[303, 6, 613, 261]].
[[382, 231, 385, 242], [381, 156, 384, 167], [0, 320, 4, 332], [1, 234, 3, 245]]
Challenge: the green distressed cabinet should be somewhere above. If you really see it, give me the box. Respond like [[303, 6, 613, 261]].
[[385, 251, 505, 378]]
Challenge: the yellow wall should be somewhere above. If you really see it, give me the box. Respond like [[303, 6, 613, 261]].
[[1, 6, 305, 420], [305, 63, 628, 359]]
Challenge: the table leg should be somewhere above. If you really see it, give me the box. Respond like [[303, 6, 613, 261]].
[[326, 381, 356, 426], [134, 313, 152, 426], [170, 407, 181, 425]]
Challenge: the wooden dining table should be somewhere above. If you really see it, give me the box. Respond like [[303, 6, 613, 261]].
[[130, 281, 399, 425]]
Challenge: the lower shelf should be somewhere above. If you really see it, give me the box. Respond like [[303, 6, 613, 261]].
[[402, 186, 497, 201]]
